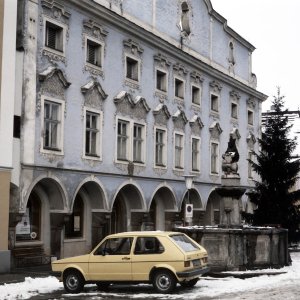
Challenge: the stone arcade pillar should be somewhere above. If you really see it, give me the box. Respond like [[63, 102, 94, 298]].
[[216, 134, 246, 227]]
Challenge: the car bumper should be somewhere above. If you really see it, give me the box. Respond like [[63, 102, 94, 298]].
[[177, 266, 210, 278]]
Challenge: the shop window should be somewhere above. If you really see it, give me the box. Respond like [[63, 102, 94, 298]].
[[16, 194, 41, 242], [65, 196, 84, 239]]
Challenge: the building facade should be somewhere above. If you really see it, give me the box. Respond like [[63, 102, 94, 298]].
[[6, 0, 267, 268]]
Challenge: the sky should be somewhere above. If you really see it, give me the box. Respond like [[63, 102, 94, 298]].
[[1, 252, 300, 299], [211, 0, 300, 142]]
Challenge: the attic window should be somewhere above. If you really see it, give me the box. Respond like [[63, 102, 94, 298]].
[[181, 2, 191, 36]]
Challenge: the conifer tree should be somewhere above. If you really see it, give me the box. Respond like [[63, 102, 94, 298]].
[[247, 88, 300, 242]]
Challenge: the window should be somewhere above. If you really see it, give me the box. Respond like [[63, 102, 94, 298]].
[[85, 111, 100, 157], [13, 115, 21, 139], [170, 234, 199, 252], [126, 56, 139, 81], [211, 94, 219, 112], [156, 69, 167, 92], [231, 102, 238, 119], [95, 237, 133, 255], [210, 142, 219, 174], [133, 123, 144, 163], [134, 237, 164, 255], [248, 110, 254, 125], [86, 39, 102, 67], [43, 100, 62, 151], [155, 128, 166, 167], [174, 133, 184, 169], [65, 196, 84, 239], [175, 78, 184, 99], [45, 21, 63, 52], [117, 120, 129, 161], [192, 86, 200, 105], [192, 137, 200, 172], [248, 151, 253, 179]]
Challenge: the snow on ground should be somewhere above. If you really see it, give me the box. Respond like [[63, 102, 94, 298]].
[[1, 252, 300, 300]]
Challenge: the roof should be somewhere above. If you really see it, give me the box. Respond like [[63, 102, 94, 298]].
[[106, 231, 182, 238]]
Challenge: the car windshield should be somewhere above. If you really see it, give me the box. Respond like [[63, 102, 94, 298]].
[[170, 234, 199, 252]]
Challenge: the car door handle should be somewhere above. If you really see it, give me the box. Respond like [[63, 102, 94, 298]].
[[122, 257, 130, 260]]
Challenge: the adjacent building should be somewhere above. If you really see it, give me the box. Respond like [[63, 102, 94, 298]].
[[3, 0, 267, 270]]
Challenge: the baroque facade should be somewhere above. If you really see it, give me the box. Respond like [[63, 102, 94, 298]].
[[5, 0, 267, 269]]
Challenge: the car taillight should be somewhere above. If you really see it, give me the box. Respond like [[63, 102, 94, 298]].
[[202, 257, 208, 264], [184, 261, 191, 267]]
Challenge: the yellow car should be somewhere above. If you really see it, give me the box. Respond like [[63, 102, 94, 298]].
[[51, 231, 209, 293]]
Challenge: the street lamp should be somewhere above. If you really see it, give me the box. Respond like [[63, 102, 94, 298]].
[[183, 175, 194, 225]]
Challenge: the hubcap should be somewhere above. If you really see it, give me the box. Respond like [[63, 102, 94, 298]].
[[67, 274, 79, 290], [157, 274, 170, 290]]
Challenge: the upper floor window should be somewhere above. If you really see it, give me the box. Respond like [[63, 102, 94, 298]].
[[43, 99, 63, 151], [248, 151, 253, 179], [192, 85, 201, 106], [248, 110, 254, 125], [231, 102, 238, 119], [174, 133, 184, 169], [210, 142, 219, 175], [45, 21, 63, 52], [175, 78, 184, 99], [155, 128, 167, 167], [85, 110, 101, 158], [156, 69, 167, 92], [211, 94, 219, 113], [133, 123, 145, 163], [126, 56, 139, 81], [86, 38, 102, 67], [192, 137, 200, 172], [117, 120, 129, 161]]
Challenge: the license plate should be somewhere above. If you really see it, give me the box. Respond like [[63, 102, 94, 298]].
[[192, 259, 200, 267]]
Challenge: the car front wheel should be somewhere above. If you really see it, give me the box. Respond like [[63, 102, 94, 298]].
[[153, 270, 176, 293], [63, 270, 85, 293]]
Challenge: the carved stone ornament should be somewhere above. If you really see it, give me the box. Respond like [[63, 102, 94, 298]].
[[154, 53, 171, 70], [114, 91, 150, 120], [209, 122, 223, 139], [190, 71, 204, 84], [173, 63, 188, 77], [42, 49, 66, 64], [250, 73, 257, 89], [247, 131, 257, 148], [153, 104, 171, 126], [209, 80, 222, 93], [81, 80, 107, 110], [123, 39, 144, 57], [39, 66, 71, 99], [230, 90, 241, 103], [83, 19, 108, 42], [222, 135, 240, 176], [189, 115, 204, 135], [172, 107, 188, 130], [247, 97, 256, 109], [41, 0, 70, 24]]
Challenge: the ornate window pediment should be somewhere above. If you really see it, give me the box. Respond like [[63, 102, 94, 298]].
[[209, 121, 223, 139], [41, 0, 71, 21], [173, 63, 188, 77], [190, 115, 204, 135], [114, 91, 150, 120], [154, 53, 171, 69], [39, 66, 70, 99], [83, 19, 108, 41], [247, 97, 256, 109], [209, 80, 222, 93], [190, 71, 204, 85], [153, 104, 171, 126], [172, 107, 187, 130], [230, 90, 241, 102], [81, 80, 107, 110], [123, 39, 144, 57]]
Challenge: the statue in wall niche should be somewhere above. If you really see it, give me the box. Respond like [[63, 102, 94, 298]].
[[222, 135, 240, 176], [180, 2, 191, 37]]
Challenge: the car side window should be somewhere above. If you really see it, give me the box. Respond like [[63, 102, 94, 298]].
[[134, 237, 165, 255], [94, 237, 133, 255]]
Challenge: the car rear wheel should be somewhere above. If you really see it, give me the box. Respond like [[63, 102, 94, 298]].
[[153, 270, 176, 293], [63, 270, 85, 293], [180, 278, 199, 288]]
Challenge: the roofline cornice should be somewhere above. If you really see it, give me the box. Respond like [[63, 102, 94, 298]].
[[68, 0, 267, 102]]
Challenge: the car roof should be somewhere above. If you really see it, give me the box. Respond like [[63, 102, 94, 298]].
[[106, 231, 183, 238]]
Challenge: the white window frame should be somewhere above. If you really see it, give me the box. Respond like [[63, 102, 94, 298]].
[[174, 76, 185, 99], [83, 107, 102, 160], [155, 68, 168, 93], [231, 101, 238, 119], [125, 54, 140, 83], [247, 109, 254, 126], [43, 17, 66, 56], [210, 141, 219, 175], [191, 84, 201, 107], [40, 95, 65, 155], [154, 126, 167, 169], [115, 117, 146, 165], [173, 131, 185, 170], [85, 35, 104, 69], [210, 93, 219, 113], [191, 136, 201, 173]]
